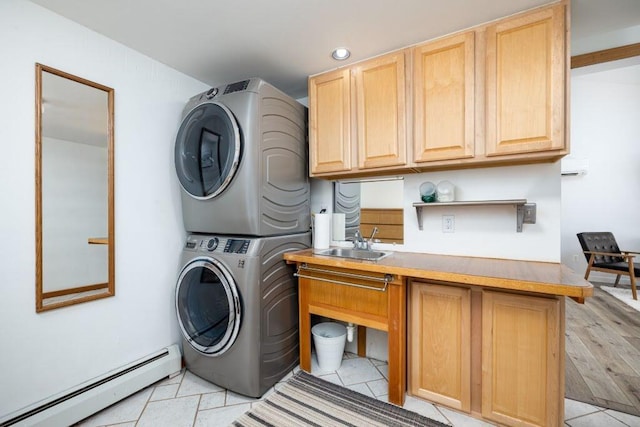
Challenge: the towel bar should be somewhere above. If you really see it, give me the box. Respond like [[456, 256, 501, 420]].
[[294, 263, 393, 292]]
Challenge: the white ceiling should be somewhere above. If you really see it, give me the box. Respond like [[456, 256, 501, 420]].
[[30, 0, 640, 99]]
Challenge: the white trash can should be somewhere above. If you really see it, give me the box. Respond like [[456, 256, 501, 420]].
[[312, 322, 347, 371]]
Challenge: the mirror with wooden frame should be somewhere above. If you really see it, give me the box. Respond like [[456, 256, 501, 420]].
[[35, 63, 115, 312]]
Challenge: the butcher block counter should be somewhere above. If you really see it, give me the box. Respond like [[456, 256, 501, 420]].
[[284, 248, 593, 426]]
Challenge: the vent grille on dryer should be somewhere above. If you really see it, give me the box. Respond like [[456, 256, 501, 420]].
[[223, 80, 250, 94]]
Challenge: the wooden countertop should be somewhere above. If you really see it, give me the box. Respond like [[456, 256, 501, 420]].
[[284, 248, 593, 300]]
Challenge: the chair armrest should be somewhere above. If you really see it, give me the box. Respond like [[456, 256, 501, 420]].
[[583, 250, 635, 259], [621, 250, 640, 255]]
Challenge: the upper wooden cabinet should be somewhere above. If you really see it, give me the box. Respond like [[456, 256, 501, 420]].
[[354, 51, 407, 170], [413, 31, 475, 163], [485, 4, 566, 157], [308, 69, 352, 174], [308, 1, 568, 179], [308, 51, 408, 176]]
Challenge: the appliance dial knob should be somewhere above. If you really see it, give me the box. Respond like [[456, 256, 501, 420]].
[[205, 87, 218, 99], [207, 238, 219, 251]]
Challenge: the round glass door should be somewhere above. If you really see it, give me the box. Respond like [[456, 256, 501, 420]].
[[176, 258, 241, 356], [175, 102, 241, 199]]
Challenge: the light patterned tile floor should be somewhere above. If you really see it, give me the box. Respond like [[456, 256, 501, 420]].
[[75, 352, 640, 427]]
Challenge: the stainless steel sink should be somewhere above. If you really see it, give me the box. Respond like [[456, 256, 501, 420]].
[[316, 247, 392, 261]]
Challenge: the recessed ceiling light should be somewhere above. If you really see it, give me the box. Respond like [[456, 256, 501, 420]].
[[331, 47, 350, 61]]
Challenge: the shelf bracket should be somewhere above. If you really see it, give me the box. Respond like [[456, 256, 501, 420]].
[[415, 205, 424, 230], [516, 203, 537, 232]]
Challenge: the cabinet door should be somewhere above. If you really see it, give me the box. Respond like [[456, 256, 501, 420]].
[[485, 4, 566, 156], [308, 69, 352, 174], [413, 32, 475, 163], [409, 281, 471, 412], [354, 51, 407, 169], [482, 291, 563, 426]]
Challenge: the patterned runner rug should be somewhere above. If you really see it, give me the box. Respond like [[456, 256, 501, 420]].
[[231, 370, 447, 427]]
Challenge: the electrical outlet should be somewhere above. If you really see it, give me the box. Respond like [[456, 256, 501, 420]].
[[573, 254, 579, 263], [442, 215, 455, 233]]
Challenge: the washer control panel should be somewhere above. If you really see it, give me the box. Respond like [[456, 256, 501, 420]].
[[223, 239, 250, 254]]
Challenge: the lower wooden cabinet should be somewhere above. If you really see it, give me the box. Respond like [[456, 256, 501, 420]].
[[409, 281, 564, 427], [409, 282, 471, 411], [482, 290, 563, 427]]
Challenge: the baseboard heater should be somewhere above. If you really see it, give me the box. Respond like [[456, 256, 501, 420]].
[[0, 344, 181, 427]]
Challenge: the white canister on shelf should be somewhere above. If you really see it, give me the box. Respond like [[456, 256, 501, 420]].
[[436, 180, 455, 202]]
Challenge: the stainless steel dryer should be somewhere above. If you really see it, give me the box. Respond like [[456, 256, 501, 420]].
[[174, 78, 310, 236], [175, 232, 310, 397]]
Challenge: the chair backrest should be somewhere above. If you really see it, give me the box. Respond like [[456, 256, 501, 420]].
[[576, 232, 623, 264]]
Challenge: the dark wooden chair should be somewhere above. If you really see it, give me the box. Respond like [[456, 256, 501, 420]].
[[577, 232, 639, 300]]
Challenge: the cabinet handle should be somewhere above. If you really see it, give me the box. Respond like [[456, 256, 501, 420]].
[[294, 264, 393, 292]]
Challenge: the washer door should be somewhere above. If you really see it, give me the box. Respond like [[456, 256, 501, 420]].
[[175, 102, 241, 200], [176, 257, 241, 356]]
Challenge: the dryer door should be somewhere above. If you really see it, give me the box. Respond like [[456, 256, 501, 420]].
[[176, 257, 241, 356], [175, 102, 241, 200]]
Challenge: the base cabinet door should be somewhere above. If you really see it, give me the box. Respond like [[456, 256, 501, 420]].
[[409, 281, 471, 411], [481, 290, 563, 426]]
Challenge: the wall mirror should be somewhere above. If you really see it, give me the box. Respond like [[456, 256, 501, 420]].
[[334, 177, 404, 244], [35, 63, 115, 312]]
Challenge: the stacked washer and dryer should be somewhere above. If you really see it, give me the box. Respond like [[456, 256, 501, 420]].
[[173, 79, 311, 397]]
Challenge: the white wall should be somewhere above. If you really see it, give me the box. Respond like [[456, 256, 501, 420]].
[[312, 163, 561, 263], [403, 163, 560, 261], [561, 60, 640, 282], [0, 0, 208, 416]]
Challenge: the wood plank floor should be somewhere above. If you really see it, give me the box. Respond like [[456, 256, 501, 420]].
[[565, 282, 640, 416]]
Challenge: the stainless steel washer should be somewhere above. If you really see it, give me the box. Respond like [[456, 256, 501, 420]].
[[175, 232, 310, 397]]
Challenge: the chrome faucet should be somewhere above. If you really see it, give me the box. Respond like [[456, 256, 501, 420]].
[[352, 227, 379, 251], [353, 230, 366, 249]]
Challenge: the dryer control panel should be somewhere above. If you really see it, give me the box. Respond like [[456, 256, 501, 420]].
[[184, 235, 251, 255]]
